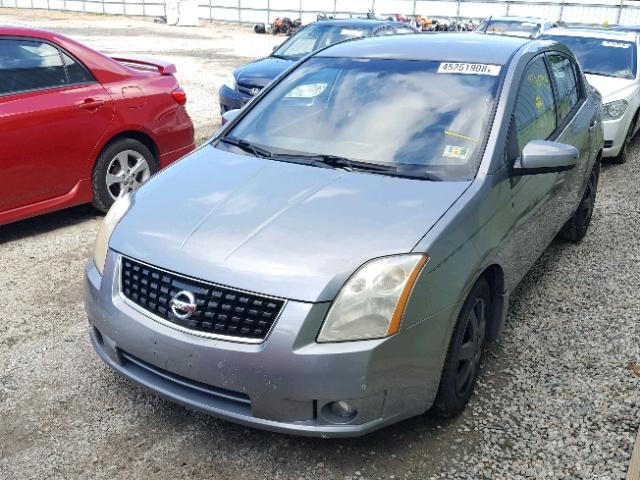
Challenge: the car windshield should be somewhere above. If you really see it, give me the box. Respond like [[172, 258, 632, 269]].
[[540, 35, 637, 79], [273, 23, 369, 59], [480, 20, 539, 35], [222, 57, 503, 181]]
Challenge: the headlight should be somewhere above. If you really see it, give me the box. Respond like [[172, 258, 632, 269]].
[[317, 255, 428, 343], [92, 194, 131, 275], [223, 73, 237, 91], [603, 99, 628, 119]]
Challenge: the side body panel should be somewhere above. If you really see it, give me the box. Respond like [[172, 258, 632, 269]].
[[410, 42, 600, 350], [0, 83, 114, 212]]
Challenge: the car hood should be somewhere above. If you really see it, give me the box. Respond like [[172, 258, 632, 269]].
[[110, 145, 471, 302], [234, 56, 294, 87], [585, 74, 636, 101]]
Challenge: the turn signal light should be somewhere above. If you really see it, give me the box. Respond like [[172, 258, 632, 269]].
[[171, 88, 187, 105]]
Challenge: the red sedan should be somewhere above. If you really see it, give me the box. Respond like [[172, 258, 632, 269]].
[[0, 25, 195, 225]]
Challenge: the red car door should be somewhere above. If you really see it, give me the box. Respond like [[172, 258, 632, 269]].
[[0, 38, 113, 213]]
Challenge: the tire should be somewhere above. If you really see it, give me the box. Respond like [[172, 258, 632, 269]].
[[92, 138, 157, 213], [611, 116, 636, 164], [559, 161, 600, 243], [433, 278, 491, 417]]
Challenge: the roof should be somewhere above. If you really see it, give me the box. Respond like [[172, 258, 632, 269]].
[[314, 18, 409, 29], [543, 27, 637, 42], [315, 32, 530, 64], [0, 24, 57, 39], [485, 16, 549, 23]]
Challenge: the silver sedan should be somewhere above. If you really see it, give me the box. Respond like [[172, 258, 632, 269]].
[[85, 33, 603, 437]]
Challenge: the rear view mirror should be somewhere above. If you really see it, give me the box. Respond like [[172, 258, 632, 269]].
[[513, 140, 578, 174], [221, 108, 241, 126]]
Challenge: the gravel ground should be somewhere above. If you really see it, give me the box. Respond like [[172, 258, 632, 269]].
[[0, 9, 639, 480]]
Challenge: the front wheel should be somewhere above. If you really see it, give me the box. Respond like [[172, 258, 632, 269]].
[[559, 162, 599, 243], [433, 278, 491, 417], [92, 138, 157, 213]]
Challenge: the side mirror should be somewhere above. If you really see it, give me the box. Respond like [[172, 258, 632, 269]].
[[272, 45, 279, 53], [513, 140, 578, 174], [221, 108, 241, 126]]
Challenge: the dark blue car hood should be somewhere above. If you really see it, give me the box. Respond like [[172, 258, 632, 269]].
[[234, 56, 295, 87]]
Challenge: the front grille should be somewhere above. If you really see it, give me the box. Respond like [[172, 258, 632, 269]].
[[237, 83, 262, 96], [120, 257, 285, 341], [604, 140, 614, 148]]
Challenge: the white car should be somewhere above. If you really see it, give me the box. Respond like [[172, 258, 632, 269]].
[[475, 16, 555, 38], [541, 28, 640, 163]]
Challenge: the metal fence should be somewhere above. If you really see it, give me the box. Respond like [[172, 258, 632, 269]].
[[0, 0, 166, 17], [3, 0, 640, 26]]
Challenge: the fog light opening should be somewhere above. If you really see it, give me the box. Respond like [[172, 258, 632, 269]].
[[321, 400, 358, 424], [331, 401, 357, 418]]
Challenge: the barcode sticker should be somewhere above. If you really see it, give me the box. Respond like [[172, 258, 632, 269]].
[[438, 63, 502, 76]]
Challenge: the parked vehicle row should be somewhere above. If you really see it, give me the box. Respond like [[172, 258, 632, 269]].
[[87, 31, 603, 437]]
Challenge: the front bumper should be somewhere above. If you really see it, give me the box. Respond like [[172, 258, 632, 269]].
[[85, 251, 451, 437], [218, 85, 251, 115], [602, 110, 634, 157]]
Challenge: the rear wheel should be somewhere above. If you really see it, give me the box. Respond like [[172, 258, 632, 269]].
[[434, 278, 491, 417], [559, 162, 599, 243], [92, 138, 157, 213]]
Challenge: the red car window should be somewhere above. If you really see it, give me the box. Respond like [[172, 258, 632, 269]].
[[0, 39, 67, 95]]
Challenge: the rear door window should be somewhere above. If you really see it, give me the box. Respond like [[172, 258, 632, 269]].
[[60, 51, 95, 84], [547, 54, 579, 123], [514, 57, 557, 152], [0, 39, 67, 95]]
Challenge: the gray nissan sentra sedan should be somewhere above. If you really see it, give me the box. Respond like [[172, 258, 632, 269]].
[[85, 34, 603, 437]]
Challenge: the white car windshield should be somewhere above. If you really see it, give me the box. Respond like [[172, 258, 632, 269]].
[[273, 23, 369, 60], [541, 35, 637, 79], [479, 20, 540, 36]]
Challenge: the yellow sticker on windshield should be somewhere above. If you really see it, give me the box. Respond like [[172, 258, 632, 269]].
[[443, 145, 469, 160], [445, 130, 479, 143], [535, 95, 544, 110]]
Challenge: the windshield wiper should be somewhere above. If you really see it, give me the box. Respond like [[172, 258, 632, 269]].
[[310, 155, 395, 173], [271, 153, 434, 179], [220, 137, 273, 158], [271, 54, 297, 60]]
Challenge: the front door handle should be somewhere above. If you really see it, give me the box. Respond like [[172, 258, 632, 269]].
[[78, 98, 105, 110], [589, 118, 598, 131]]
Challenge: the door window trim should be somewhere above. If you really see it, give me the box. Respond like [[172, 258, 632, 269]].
[[544, 51, 586, 134], [0, 36, 97, 97], [511, 53, 559, 151]]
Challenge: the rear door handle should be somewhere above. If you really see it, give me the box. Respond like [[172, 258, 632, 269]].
[[78, 98, 105, 110]]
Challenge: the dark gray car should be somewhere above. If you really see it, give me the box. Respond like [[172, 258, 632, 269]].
[[86, 34, 603, 437]]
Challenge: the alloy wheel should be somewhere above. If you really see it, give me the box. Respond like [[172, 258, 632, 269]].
[[105, 150, 151, 200]]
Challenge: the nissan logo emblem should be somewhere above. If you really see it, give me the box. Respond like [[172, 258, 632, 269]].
[[170, 290, 197, 319]]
